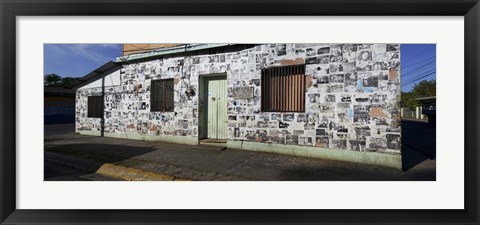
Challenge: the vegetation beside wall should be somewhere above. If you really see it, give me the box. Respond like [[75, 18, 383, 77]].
[[401, 80, 436, 110]]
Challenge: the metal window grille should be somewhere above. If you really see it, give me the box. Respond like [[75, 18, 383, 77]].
[[261, 64, 306, 112], [87, 96, 103, 118], [151, 78, 174, 112]]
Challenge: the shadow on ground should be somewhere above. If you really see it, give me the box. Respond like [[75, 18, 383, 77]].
[[44, 123, 435, 181], [47, 143, 157, 163], [44, 143, 157, 180], [44, 123, 75, 136], [401, 120, 436, 171]]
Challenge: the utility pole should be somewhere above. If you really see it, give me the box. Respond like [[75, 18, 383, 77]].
[[101, 76, 105, 137]]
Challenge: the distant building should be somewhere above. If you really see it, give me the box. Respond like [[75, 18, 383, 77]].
[[44, 86, 76, 124], [417, 96, 436, 127], [74, 44, 403, 169], [122, 44, 182, 56]]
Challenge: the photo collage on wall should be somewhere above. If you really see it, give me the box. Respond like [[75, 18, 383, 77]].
[[76, 43, 401, 153]]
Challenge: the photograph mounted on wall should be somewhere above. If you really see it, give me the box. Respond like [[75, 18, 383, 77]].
[[44, 43, 436, 181]]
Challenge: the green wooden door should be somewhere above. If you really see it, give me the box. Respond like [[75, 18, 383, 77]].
[[207, 77, 227, 139]]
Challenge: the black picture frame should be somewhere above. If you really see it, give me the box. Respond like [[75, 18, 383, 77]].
[[1, 0, 479, 224]]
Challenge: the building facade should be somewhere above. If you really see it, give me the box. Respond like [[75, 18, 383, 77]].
[[45, 87, 76, 124], [76, 44, 402, 168]]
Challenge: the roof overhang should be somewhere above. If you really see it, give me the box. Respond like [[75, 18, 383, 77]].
[[73, 61, 122, 90], [416, 96, 436, 104]]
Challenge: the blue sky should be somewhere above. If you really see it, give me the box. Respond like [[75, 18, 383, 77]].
[[44, 44, 122, 77], [400, 44, 436, 92], [44, 44, 436, 91]]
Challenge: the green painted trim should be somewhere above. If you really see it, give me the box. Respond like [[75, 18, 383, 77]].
[[199, 142, 227, 148], [76, 131, 198, 145], [226, 140, 402, 170], [76, 131, 401, 169], [77, 130, 101, 136]]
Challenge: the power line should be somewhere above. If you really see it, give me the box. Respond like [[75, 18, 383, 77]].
[[402, 45, 433, 65], [402, 68, 436, 83], [401, 60, 436, 79], [401, 45, 430, 65], [402, 66, 435, 79], [82, 46, 112, 63], [398, 45, 436, 88], [402, 57, 436, 73], [402, 45, 434, 66], [402, 66, 435, 81], [401, 56, 436, 71], [402, 74, 435, 89], [62, 44, 109, 64], [402, 71, 436, 87]]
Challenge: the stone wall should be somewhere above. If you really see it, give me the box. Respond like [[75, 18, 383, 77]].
[[76, 43, 401, 154]]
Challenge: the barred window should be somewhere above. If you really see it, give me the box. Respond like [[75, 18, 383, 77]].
[[261, 64, 306, 112], [87, 96, 103, 118], [151, 78, 174, 112]]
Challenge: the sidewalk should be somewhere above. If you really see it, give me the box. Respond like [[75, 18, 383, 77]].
[[44, 126, 435, 181]]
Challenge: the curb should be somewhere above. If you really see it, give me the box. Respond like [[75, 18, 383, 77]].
[[95, 163, 192, 181]]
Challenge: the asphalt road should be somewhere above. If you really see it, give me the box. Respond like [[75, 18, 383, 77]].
[[44, 160, 90, 181], [45, 153, 122, 181], [44, 123, 435, 181]]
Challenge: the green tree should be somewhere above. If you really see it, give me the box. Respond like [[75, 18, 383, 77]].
[[44, 74, 62, 86], [60, 77, 82, 88], [44, 74, 81, 88], [401, 79, 436, 110], [411, 80, 436, 98], [401, 91, 419, 110]]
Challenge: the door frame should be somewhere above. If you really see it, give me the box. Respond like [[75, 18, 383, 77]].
[[198, 73, 227, 141]]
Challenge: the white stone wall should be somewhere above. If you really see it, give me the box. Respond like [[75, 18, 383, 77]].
[[76, 43, 401, 153]]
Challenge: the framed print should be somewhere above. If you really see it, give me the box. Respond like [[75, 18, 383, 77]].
[[1, 0, 479, 224]]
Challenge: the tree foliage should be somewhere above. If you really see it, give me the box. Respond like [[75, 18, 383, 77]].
[[44, 74, 62, 86], [401, 80, 436, 110], [411, 80, 436, 98], [44, 74, 81, 88]]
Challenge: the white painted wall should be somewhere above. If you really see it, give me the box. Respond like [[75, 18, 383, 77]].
[[77, 69, 121, 90]]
